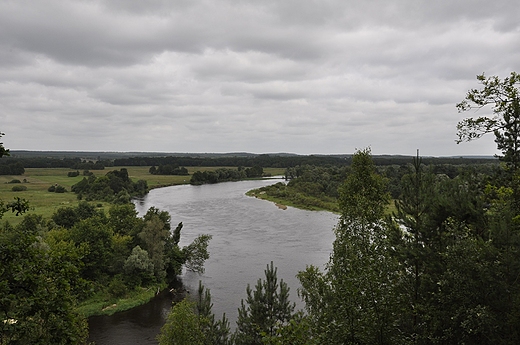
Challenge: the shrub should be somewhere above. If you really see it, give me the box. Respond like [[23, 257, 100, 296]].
[[55, 185, 67, 193], [49, 185, 67, 193], [12, 185, 27, 192], [8, 179, 21, 184], [108, 275, 128, 299]]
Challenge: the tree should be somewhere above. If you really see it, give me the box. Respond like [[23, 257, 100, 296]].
[[164, 222, 185, 278], [0, 132, 29, 219], [108, 204, 142, 237], [158, 299, 205, 345], [234, 262, 295, 345], [260, 311, 314, 345], [298, 148, 399, 344], [158, 281, 230, 345], [69, 215, 114, 281], [139, 214, 170, 281], [0, 131, 9, 158], [0, 220, 88, 344], [196, 281, 231, 345], [183, 234, 212, 273], [123, 245, 155, 288], [457, 72, 520, 170]]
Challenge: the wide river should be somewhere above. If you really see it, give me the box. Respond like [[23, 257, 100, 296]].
[[88, 178, 338, 344]]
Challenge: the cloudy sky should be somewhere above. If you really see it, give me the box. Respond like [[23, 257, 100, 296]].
[[1, 0, 519, 156]]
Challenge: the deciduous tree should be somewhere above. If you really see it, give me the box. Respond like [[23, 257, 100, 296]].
[[299, 148, 399, 344], [457, 72, 520, 170]]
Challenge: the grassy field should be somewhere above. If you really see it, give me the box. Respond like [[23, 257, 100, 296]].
[[0, 166, 286, 225]]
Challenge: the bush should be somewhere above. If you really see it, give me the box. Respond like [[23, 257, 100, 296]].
[[68, 171, 80, 177], [49, 185, 67, 193], [108, 276, 128, 299], [12, 185, 27, 192], [8, 179, 21, 184], [55, 185, 67, 193]]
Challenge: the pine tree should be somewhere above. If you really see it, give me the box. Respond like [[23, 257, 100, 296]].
[[234, 262, 295, 345]]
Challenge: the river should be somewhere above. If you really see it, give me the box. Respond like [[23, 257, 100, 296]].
[[88, 178, 338, 344]]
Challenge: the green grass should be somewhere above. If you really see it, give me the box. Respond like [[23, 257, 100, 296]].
[[0, 168, 82, 225], [76, 284, 165, 317], [0, 166, 286, 226], [247, 188, 340, 213]]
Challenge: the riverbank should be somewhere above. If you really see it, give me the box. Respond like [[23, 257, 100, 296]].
[[77, 283, 167, 317], [246, 183, 340, 213]]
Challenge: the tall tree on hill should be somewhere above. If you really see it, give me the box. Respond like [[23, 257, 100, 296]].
[[299, 148, 400, 344]]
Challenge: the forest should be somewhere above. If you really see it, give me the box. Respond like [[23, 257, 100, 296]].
[[1, 72, 520, 344]]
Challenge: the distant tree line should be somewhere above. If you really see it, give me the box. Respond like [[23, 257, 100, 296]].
[[114, 154, 497, 169], [0, 152, 497, 176], [149, 164, 189, 176], [0, 161, 24, 175], [114, 154, 349, 168], [0, 156, 112, 173], [190, 166, 264, 185]]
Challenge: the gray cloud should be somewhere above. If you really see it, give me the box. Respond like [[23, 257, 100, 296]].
[[1, 0, 520, 155]]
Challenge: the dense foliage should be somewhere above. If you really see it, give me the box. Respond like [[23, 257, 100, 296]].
[[0, 156, 113, 172], [71, 168, 148, 203], [250, 165, 347, 211], [150, 164, 189, 176], [0, 161, 24, 175], [190, 166, 263, 185], [0, 217, 89, 344], [113, 153, 496, 170], [250, 161, 499, 211], [115, 154, 349, 168], [1, 198, 210, 343]]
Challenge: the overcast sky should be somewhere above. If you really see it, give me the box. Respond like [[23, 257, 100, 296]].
[[1, 0, 519, 156]]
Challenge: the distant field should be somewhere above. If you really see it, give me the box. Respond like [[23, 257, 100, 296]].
[[0, 166, 285, 225]]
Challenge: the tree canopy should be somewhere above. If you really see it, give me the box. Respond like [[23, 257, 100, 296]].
[[457, 72, 520, 169]]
